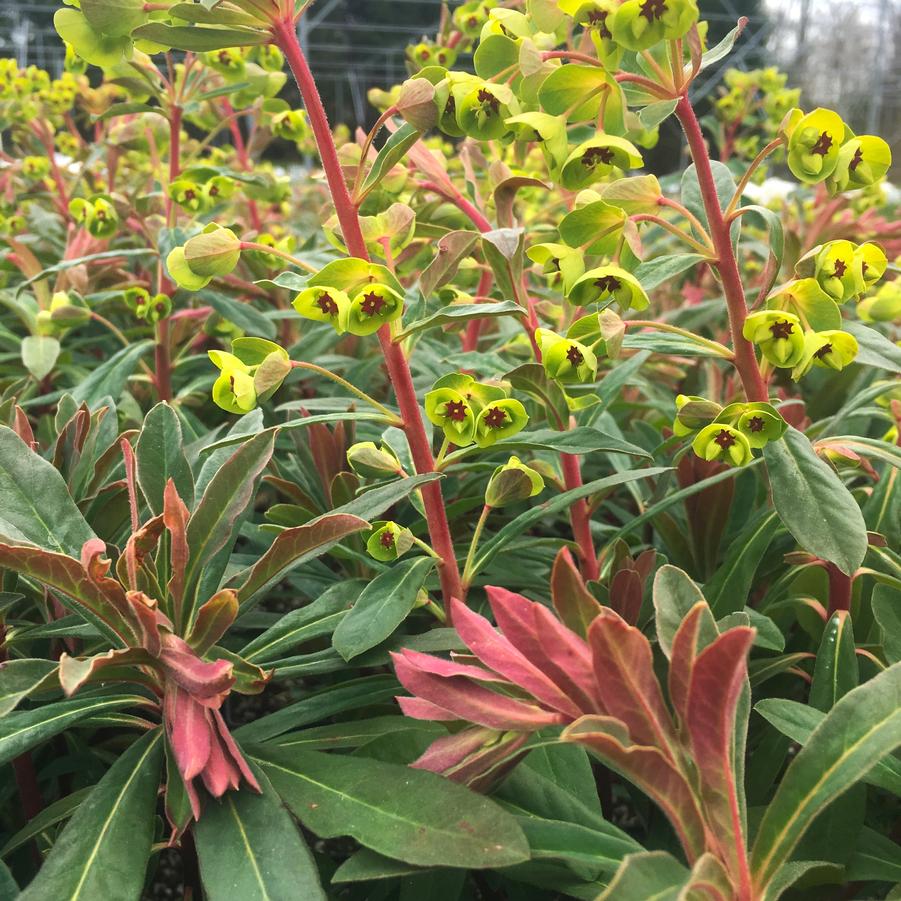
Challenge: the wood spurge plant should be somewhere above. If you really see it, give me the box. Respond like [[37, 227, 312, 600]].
[[0, 0, 898, 899]]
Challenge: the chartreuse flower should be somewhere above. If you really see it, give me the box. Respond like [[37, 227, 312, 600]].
[[560, 136, 644, 191], [346, 442, 403, 479], [425, 374, 488, 447], [268, 106, 310, 142], [785, 108, 846, 184], [167, 224, 242, 290], [205, 176, 236, 205], [69, 195, 118, 238], [792, 330, 859, 379], [124, 287, 171, 323], [805, 240, 887, 302], [474, 398, 529, 448], [292, 286, 351, 333], [209, 337, 291, 414], [22, 156, 50, 180], [827, 135, 892, 194], [453, 1, 491, 38], [204, 48, 245, 79], [609, 0, 699, 50], [743, 310, 805, 367], [347, 284, 404, 336], [859, 281, 901, 323], [485, 456, 545, 508], [568, 265, 649, 312], [535, 329, 598, 385], [717, 402, 788, 449], [559, 1, 621, 63], [168, 179, 205, 213], [692, 424, 753, 466], [455, 80, 516, 141], [526, 243, 585, 293], [367, 521, 415, 562], [855, 242, 888, 293], [672, 394, 722, 437], [36, 290, 91, 335], [506, 113, 569, 172]]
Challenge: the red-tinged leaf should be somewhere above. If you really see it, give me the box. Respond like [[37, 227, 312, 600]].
[[233, 513, 369, 606], [308, 422, 341, 502], [120, 436, 140, 533], [123, 514, 164, 594], [563, 715, 707, 862], [609, 567, 643, 625], [124, 589, 165, 656], [205, 646, 272, 696], [668, 601, 708, 723], [210, 708, 259, 793], [0, 542, 135, 644], [685, 627, 755, 890], [683, 853, 733, 901], [393, 648, 508, 683], [13, 406, 35, 449], [397, 695, 459, 721], [392, 653, 567, 731], [160, 634, 234, 699], [588, 609, 678, 757], [59, 648, 157, 696], [551, 547, 602, 637], [487, 585, 600, 713], [164, 684, 212, 782], [163, 479, 190, 624], [448, 597, 583, 718], [188, 589, 239, 655]]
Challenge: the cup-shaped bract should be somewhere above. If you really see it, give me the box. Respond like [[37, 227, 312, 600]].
[[560, 136, 644, 191], [346, 284, 404, 336], [743, 310, 805, 367], [827, 135, 892, 194], [792, 329, 859, 379], [786, 107, 846, 184], [672, 394, 723, 437], [858, 281, 901, 323], [536, 329, 598, 385], [609, 0, 699, 51], [474, 398, 529, 448], [425, 374, 480, 447], [692, 423, 754, 466], [293, 286, 351, 334], [568, 265, 649, 312], [347, 442, 403, 479], [367, 521, 415, 561], [455, 81, 516, 140], [485, 456, 545, 507]]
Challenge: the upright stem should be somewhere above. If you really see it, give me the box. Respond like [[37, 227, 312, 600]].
[[675, 95, 768, 403], [560, 451, 599, 582], [273, 18, 463, 609], [826, 563, 853, 614]]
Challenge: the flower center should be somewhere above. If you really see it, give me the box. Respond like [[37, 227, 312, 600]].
[[208, 185, 219, 197], [713, 429, 736, 449], [477, 88, 500, 116], [566, 344, 584, 366], [745, 416, 765, 433], [380, 530, 396, 549], [849, 146, 864, 172], [594, 275, 622, 294], [814, 342, 833, 359], [582, 146, 615, 168], [810, 131, 833, 156], [443, 399, 467, 422], [316, 292, 339, 316], [360, 291, 387, 317], [484, 406, 508, 429], [768, 319, 795, 340], [640, 0, 667, 21], [184, 189, 196, 201], [832, 258, 847, 278], [587, 9, 612, 38]]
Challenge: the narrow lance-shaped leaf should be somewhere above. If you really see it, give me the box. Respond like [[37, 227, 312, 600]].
[[808, 610, 859, 712], [135, 402, 194, 514]]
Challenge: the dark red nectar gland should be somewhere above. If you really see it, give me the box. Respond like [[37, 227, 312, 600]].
[[566, 345, 584, 366], [713, 429, 736, 449], [745, 416, 765, 433], [477, 89, 500, 116], [208, 185, 219, 197], [640, 0, 667, 22], [769, 319, 795, 340], [359, 291, 388, 317], [832, 258, 847, 278], [184, 189, 196, 202], [380, 529, 396, 549], [95, 209, 106, 220], [587, 9, 612, 39], [443, 399, 468, 422], [484, 406, 508, 429], [594, 275, 622, 294], [849, 146, 864, 172], [814, 342, 833, 360], [316, 292, 339, 316], [582, 146, 615, 168], [810, 131, 833, 156]]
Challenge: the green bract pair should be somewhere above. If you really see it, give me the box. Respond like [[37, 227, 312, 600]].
[[674, 396, 788, 467], [425, 373, 529, 448], [535, 328, 598, 385], [567, 264, 650, 311], [208, 337, 291, 414], [484, 456, 545, 508], [785, 107, 892, 192], [168, 176, 235, 213], [124, 287, 171, 323], [167, 225, 242, 290], [798, 240, 887, 303], [69, 195, 118, 238]]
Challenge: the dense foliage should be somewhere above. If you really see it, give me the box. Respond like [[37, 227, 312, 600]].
[[0, 1, 899, 899]]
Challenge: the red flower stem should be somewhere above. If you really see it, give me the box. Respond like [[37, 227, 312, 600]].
[[826, 563, 853, 614], [675, 95, 768, 403], [273, 18, 463, 610], [222, 99, 264, 232], [561, 449, 599, 582]]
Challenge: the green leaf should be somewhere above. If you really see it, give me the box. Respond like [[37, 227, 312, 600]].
[[0, 694, 146, 766], [447, 426, 650, 462], [0, 786, 92, 856], [518, 816, 638, 873], [873, 583, 901, 664], [15, 250, 156, 296], [763, 427, 868, 575], [396, 301, 524, 338], [203, 290, 277, 340], [0, 659, 57, 718], [361, 123, 421, 196], [652, 564, 716, 658], [846, 827, 901, 883], [254, 745, 531, 868], [419, 230, 480, 298], [18, 730, 162, 901], [473, 468, 669, 575], [844, 320, 901, 374], [681, 161, 739, 247], [631, 253, 706, 291], [21, 335, 60, 381], [754, 697, 901, 796], [700, 18, 747, 70], [132, 22, 269, 50], [168, 2, 260, 25], [599, 851, 688, 901], [329, 473, 443, 521], [184, 430, 276, 620], [637, 99, 677, 129], [750, 663, 901, 890], [332, 557, 434, 661], [69, 340, 154, 407], [809, 611, 859, 711], [739, 204, 784, 297], [195, 769, 326, 901], [474, 33, 519, 79], [761, 861, 839, 901], [135, 402, 194, 515], [0, 426, 96, 555]]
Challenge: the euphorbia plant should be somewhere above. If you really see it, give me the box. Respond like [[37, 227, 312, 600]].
[[0, 0, 898, 898]]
